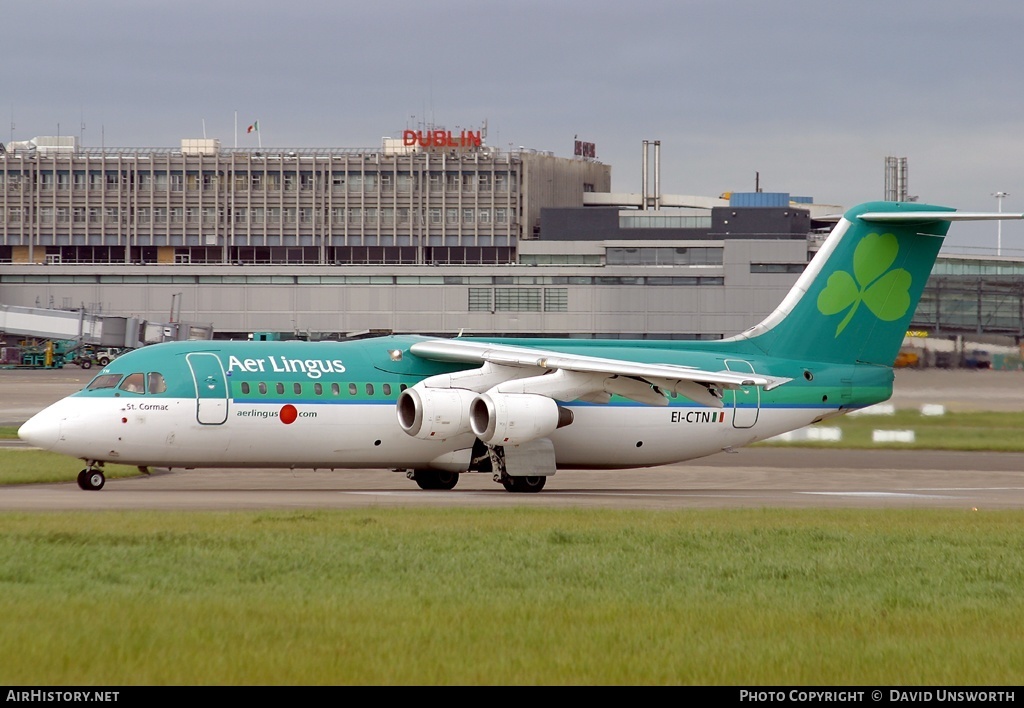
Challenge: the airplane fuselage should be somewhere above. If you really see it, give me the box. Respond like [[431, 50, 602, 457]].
[[21, 335, 892, 473]]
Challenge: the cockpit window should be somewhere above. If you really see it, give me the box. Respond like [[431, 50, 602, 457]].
[[87, 374, 123, 391], [119, 373, 146, 394], [87, 372, 167, 395], [148, 372, 167, 394]]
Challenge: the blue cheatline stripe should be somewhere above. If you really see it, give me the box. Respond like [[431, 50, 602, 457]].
[[231, 398, 842, 411], [553, 400, 841, 410]]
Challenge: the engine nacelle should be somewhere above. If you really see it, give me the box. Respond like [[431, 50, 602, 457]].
[[470, 393, 573, 446], [396, 387, 477, 440]]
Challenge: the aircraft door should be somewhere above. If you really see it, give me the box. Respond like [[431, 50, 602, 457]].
[[186, 352, 229, 425], [724, 359, 760, 429]]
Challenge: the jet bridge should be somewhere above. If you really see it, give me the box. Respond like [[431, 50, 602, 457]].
[[0, 303, 213, 348]]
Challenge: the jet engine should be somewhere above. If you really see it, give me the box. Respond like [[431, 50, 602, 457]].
[[396, 387, 477, 440], [469, 392, 573, 446]]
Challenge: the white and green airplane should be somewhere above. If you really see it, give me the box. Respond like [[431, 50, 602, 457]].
[[18, 201, 1022, 492]]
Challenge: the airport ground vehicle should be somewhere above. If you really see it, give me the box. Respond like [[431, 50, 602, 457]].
[[67, 346, 126, 369]]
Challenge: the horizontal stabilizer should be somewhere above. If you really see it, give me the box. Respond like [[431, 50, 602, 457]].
[[858, 211, 1024, 223]]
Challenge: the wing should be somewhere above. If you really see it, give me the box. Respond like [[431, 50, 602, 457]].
[[410, 339, 789, 409]]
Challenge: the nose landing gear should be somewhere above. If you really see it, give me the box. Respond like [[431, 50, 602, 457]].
[[76, 464, 105, 491]]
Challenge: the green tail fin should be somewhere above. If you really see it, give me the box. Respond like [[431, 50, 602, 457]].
[[732, 201, 953, 366]]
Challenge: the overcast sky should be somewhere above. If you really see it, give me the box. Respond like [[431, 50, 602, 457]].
[[6, 0, 1024, 250]]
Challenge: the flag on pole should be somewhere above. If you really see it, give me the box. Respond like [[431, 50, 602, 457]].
[[246, 121, 259, 134]]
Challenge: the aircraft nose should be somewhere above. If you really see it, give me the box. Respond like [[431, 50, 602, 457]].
[[18, 410, 61, 450]]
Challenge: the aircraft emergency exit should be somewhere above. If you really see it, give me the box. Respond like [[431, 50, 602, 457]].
[[18, 201, 1023, 492]]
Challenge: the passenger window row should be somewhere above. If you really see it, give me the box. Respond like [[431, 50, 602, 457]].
[[236, 381, 407, 397]]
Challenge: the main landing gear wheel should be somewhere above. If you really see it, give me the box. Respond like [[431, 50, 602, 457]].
[[501, 475, 546, 493], [77, 468, 105, 491], [410, 469, 460, 491]]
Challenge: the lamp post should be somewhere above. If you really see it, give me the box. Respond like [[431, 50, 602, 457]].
[[994, 191, 1009, 256]]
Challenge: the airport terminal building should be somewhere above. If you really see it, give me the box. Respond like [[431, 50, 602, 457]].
[[1, 133, 1022, 343]]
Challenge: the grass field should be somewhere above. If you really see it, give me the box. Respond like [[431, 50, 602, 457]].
[[4, 416, 1024, 685], [761, 410, 1024, 451], [2, 508, 1023, 685], [0, 449, 139, 485]]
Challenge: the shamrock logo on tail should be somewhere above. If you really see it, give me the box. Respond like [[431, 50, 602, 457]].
[[816, 233, 912, 337]]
